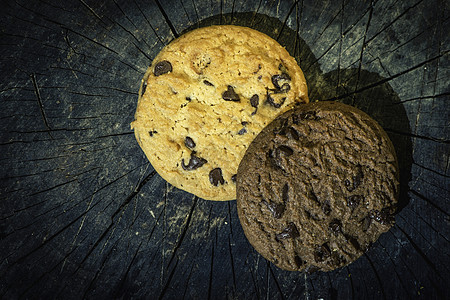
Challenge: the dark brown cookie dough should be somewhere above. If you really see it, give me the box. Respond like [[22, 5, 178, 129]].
[[236, 101, 399, 272]]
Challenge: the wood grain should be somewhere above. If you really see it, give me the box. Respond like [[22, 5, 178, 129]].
[[0, 0, 448, 298]]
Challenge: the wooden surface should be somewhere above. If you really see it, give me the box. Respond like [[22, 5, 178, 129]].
[[1, 0, 449, 299]]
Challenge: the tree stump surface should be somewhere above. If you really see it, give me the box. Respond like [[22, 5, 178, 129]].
[[0, 0, 448, 299]]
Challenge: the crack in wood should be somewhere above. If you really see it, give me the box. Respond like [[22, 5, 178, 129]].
[[365, 0, 425, 46], [28, 178, 78, 197], [133, 0, 166, 46], [351, 0, 374, 105], [17, 244, 78, 299], [304, 2, 373, 73], [309, 0, 349, 47], [387, 92, 450, 105], [413, 161, 450, 178], [394, 224, 446, 284], [275, 0, 298, 41], [166, 197, 198, 268], [326, 50, 450, 101], [377, 240, 413, 297], [112, 238, 144, 298], [363, 253, 387, 300], [107, 2, 153, 60], [190, 0, 200, 26], [31, 73, 54, 139], [181, 261, 196, 299], [249, 0, 264, 27], [73, 171, 156, 271], [1, 0, 448, 298], [227, 234, 237, 293], [397, 214, 450, 266], [158, 257, 179, 300], [78, 0, 109, 27], [269, 264, 284, 299], [95, 132, 134, 139], [81, 238, 121, 299], [385, 128, 450, 144], [404, 206, 450, 244], [154, 0, 179, 38], [207, 241, 214, 300], [61, 27, 141, 72]]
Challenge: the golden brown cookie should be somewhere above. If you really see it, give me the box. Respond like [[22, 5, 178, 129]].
[[131, 25, 308, 200], [236, 101, 399, 271]]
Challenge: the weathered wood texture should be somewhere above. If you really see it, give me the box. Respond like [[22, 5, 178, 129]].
[[0, 0, 448, 299]]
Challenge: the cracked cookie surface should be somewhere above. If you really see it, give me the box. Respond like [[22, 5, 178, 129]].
[[132, 25, 308, 200], [236, 101, 399, 271]]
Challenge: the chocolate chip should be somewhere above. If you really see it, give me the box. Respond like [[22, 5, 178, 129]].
[[141, 81, 147, 96], [345, 165, 364, 191], [261, 200, 285, 219], [344, 234, 361, 251], [346, 195, 363, 210], [209, 168, 225, 186], [276, 222, 299, 240], [237, 128, 247, 135], [314, 243, 331, 262], [286, 127, 299, 140], [231, 174, 237, 183], [154, 60, 172, 76], [267, 150, 284, 172], [329, 219, 342, 236], [309, 190, 320, 205], [353, 165, 364, 189], [181, 152, 207, 170], [271, 73, 291, 89], [282, 183, 289, 202], [222, 85, 240, 101], [185, 97, 191, 101], [279, 83, 291, 93], [294, 255, 303, 268], [304, 209, 319, 221], [344, 179, 352, 190], [361, 216, 372, 232], [272, 83, 290, 94], [250, 94, 259, 108], [149, 130, 158, 137], [203, 80, 214, 86], [277, 145, 293, 156], [369, 208, 394, 225], [265, 93, 286, 108], [273, 118, 289, 135], [184, 136, 195, 149], [322, 200, 331, 215], [238, 122, 248, 135]]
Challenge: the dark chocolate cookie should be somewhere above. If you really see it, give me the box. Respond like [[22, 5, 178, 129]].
[[236, 101, 399, 272]]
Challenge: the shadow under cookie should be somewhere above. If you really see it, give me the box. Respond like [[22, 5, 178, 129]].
[[183, 12, 412, 212]]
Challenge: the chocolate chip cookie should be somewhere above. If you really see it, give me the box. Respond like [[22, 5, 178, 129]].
[[236, 101, 399, 271], [131, 25, 308, 200]]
